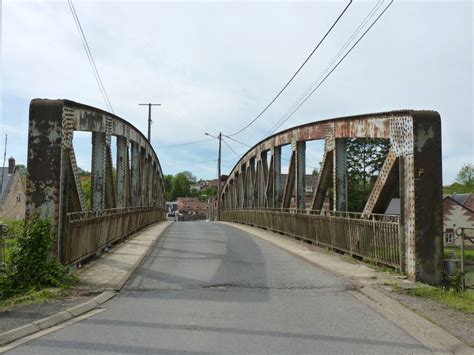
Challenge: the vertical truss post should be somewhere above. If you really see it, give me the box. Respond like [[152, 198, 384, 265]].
[[257, 152, 267, 208], [272, 146, 282, 208], [295, 141, 306, 210], [91, 131, 107, 211], [334, 138, 348, 211], [282, 151, 295, 209], [116, 137, 129, 208], [130, 142, 141, 206], [239, 165, 246, 208], [248, 158, 256, 208]]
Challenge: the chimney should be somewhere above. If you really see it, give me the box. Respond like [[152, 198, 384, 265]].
[[8, 157, 15, 174]]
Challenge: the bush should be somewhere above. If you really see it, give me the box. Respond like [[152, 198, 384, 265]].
[[0, 219, 75, 299]]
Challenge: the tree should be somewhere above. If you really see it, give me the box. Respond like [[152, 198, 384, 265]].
[[444, 164, 474, 194], [455, 164, 474, 187], [163, 175, 173, 201], [346, 138, 390, 212], [171, 172, 191, 200]]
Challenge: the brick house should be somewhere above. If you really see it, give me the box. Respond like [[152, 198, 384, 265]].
[[0, 157, 26, 221], [176, 197, 208, 220]]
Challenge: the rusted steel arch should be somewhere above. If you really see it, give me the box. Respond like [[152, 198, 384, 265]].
[[220, 110, 443, 285], [26, 99, 166, 264]]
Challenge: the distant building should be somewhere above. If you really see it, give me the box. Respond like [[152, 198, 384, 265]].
[[0, 157, 26, 221], [384, 194, 474, 247], [176, 197, 208, 221], [443, 194, 474, 246]]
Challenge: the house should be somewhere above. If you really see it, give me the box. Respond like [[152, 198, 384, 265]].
[[384, 194, 474, 247], [176, 197, 208, 220], [0, 157, 26, 221], [443, 194, 474, 246]]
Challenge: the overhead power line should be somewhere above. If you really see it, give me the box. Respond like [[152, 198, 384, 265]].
[[68, 0, 114, 113], [226, 0, 353, 137], [222, 134, 251, 148], [265, 0, 385, 136], [155, 138, 214, 149], [266, 0, 394, 137], [221, 138, 241, 159]]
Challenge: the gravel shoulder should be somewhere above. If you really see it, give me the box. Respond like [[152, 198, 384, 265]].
[[377, 285, 474, 347]]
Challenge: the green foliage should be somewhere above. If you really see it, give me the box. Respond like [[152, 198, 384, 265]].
[[443, 164, 474, 194], [163, 172, 218, 202], [164, 174, 173, 201], [346, 138, 390, 212], [443, 271, 463, 292], [406, 286, 474, 313], [171, 172, 191, 200], [455, 163, 474, 186], [0, 219, 76, 300], [80, 176, 91, 210]]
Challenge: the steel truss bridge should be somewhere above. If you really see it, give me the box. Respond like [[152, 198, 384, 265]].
[[25, 99, 443, 285]]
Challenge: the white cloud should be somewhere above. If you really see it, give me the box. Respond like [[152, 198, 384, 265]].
[[1, 0, 472, 185]]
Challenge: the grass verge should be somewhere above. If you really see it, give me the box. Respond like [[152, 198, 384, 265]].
[[404, 287, 474, 313], [0, 288, 66, 313]]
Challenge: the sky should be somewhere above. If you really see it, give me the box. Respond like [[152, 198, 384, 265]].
[[1, 0, 473, 183]]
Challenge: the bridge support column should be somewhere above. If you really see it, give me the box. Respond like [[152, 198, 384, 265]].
[[334, 138, 348, 211], [395, 115, 443, 285]]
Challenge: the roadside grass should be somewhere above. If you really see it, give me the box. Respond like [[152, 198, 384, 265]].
[[444, 247, 474, 261], [400, 286, 474, 313], [0, 288, 65, 312]]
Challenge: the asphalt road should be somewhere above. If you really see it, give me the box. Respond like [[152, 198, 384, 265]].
[[7, 222, 431, 354]]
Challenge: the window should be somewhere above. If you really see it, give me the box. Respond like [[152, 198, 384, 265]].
[[445, 229, 454, 244]]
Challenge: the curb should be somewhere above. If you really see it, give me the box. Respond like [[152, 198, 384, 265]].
[[0, 221, 172, 347], [219, 221, 473, 354], [357, 286, 473, 355], [114, 221, 173, 291], [0, 290, 116, 346]]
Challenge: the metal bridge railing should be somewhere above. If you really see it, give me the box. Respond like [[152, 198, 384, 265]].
[[63, 207, 165, 265], [221, 208, 401, 270]]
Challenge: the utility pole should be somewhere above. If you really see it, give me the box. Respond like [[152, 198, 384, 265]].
[[139, 103, 161, 143], [217, 132, 222, 221], [205, 132, 222, 221]]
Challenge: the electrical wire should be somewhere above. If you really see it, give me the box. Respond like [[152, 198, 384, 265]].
[[266, 0, 394, 137], [68, 0, 114, 113], [222, 134, 251, 148], [221, 138, 241, 158], [265, 0, 385, 137], [226, 0, 353, 137], [155, 138, 214, 149]]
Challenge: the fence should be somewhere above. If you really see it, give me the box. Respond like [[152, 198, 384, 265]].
[[63, 207, 165, 265], [455, 227, 474, 291], [221, 208, 401, 270]]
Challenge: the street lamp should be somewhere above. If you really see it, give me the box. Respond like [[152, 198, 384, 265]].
[[205, 132, 222, 221]]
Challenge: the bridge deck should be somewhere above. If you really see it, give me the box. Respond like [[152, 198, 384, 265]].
[[8, 222, 429, 354]]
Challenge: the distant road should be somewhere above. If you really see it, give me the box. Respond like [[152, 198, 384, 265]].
[[8, 222, 430, 354]]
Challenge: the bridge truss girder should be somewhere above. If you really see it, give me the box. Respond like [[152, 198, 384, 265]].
[[220, 110, 443, 285], [26, 99, 166, 264]]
